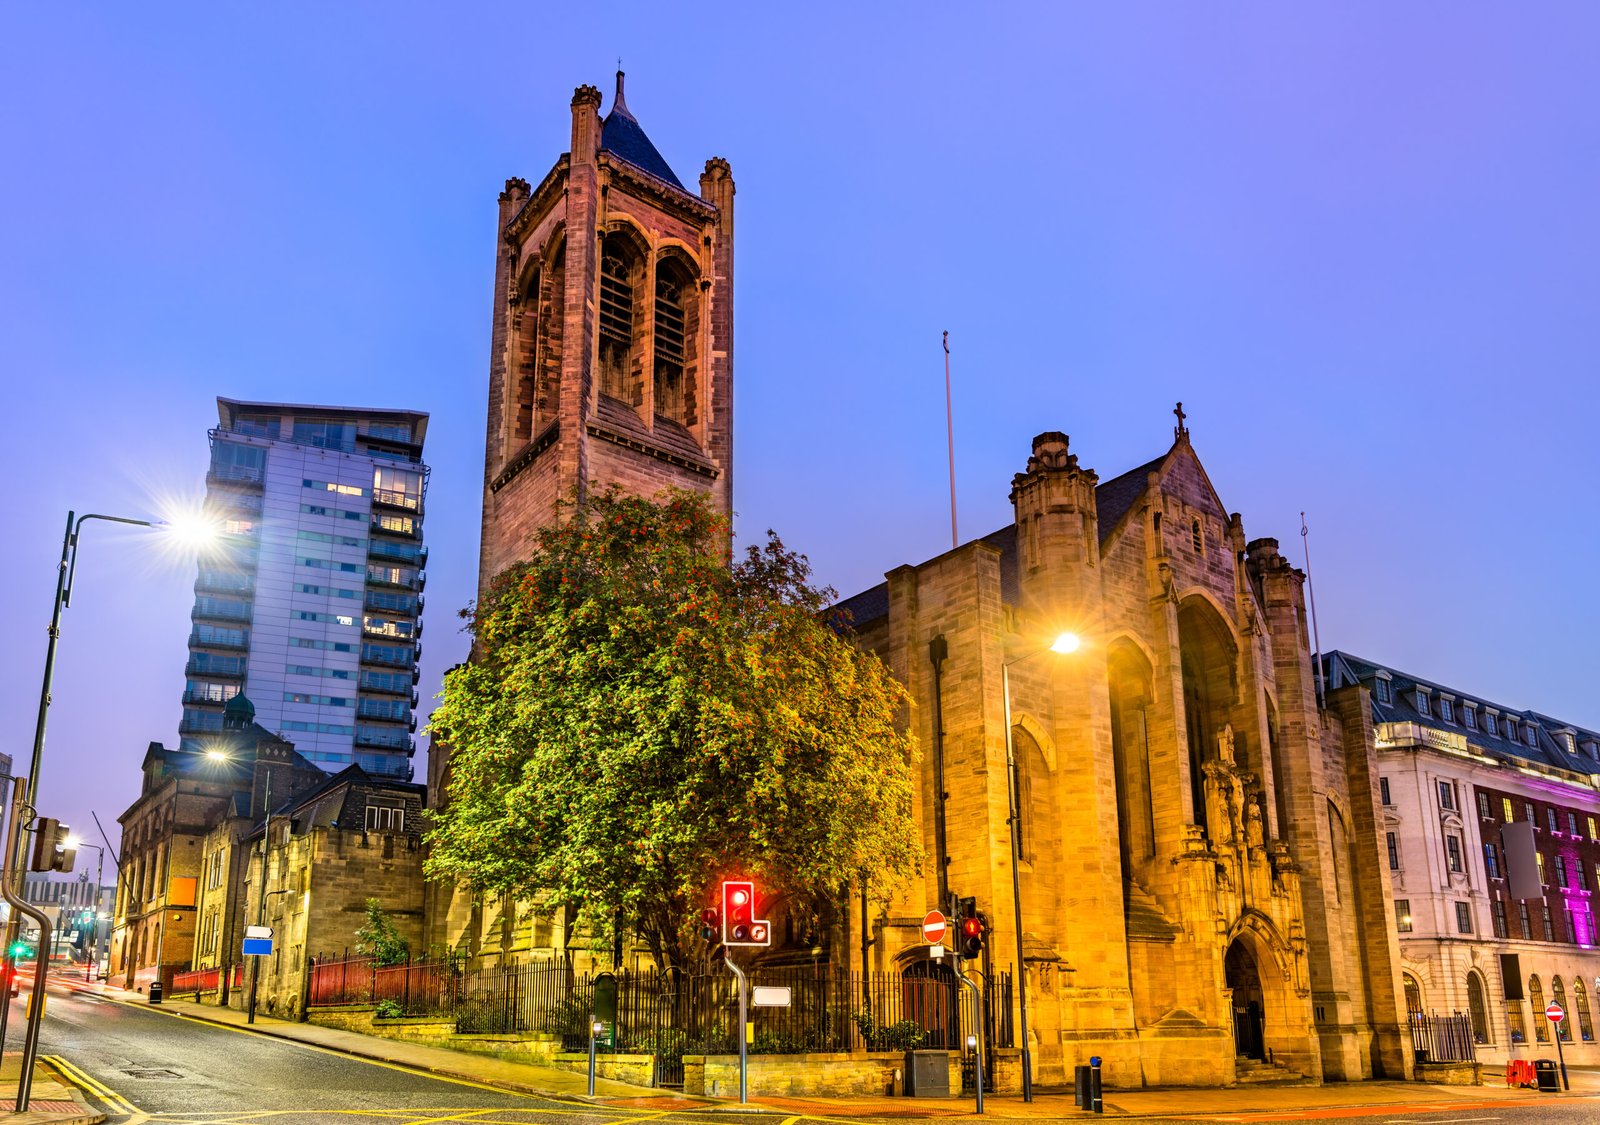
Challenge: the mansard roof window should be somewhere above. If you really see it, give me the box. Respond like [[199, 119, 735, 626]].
[[1440, 696, 1455, 723]]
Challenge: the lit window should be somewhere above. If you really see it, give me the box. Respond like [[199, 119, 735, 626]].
[[1396, 900, 1413, 932], [1504, 798, 1515, 823], [1539, 852, 1548, 884]]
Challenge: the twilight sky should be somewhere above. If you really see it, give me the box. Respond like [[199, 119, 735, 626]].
[[2, 3, 1597, 859]]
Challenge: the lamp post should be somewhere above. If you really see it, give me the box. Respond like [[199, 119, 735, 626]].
[[64, 841, 106, 980], [2, 510, 215, 1111], [1002, 630, 1080, 1103]]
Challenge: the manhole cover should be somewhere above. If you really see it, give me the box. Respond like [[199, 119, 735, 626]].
[[124, 1068, 183, 1080]]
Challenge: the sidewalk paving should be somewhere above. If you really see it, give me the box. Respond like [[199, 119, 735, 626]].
[[0, 1052, 103, 1125], [55, 980, 1600, 1119]]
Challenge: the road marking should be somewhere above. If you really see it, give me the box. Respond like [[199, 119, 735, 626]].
[[41, 1053, 140, 1117]]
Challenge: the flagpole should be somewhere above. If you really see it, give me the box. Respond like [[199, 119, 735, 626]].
[[944, 331, 957, 549]]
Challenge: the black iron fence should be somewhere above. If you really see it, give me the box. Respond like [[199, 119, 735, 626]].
[[1409, 1010, 1477, 1064], [309, 956, 1012, 1086]]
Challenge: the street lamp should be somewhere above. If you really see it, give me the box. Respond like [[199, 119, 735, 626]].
[[1002, 629, 1080, 1103], [1, 509, 216, 1111], [64, 840, 108, 981]]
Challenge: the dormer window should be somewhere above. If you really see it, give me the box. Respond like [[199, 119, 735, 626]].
[[1416, 690, 1431, 718], [1440, 697, 1455, 723], [1485, 713, 1498, 736], [1374, 676, 1392, 704], [1526, 725, 1538, 748], [1464, 705, 1477, 731], [1561, 732, 1577, 754]]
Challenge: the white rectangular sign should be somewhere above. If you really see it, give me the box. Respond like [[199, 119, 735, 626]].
[[245, 925, 273, 939], [752, 986, 792, 1008], [929, 943, 946, 959]]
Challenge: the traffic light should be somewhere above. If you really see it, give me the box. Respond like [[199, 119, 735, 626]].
[[28, 819, 75, 873], [721, 880, 771, 947], [958, 896, 984, 959], [699, 906, 720, 942]]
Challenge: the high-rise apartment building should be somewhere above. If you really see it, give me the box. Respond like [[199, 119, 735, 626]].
[[181, 398, 428, 777]]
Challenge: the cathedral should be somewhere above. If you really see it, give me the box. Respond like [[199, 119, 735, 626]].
[[433, 75, 1410, 1088]]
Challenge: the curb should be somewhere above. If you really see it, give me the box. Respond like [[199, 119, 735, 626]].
[[82, 987, 715, 1109]]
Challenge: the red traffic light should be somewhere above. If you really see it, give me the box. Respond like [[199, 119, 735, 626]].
[[700, 908, 719, 926], [961, 917, 982, 938], [720, 879, 771, 948]]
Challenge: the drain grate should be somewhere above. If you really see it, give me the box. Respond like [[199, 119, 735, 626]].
[[123, 1068, 183, 1080]]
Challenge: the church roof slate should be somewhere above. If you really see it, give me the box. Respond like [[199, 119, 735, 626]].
[[832, 452, 1161, 632], [1324, 650, 1600, 779], [601, 73, 686, 191]]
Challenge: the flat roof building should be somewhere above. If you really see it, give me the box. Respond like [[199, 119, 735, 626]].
[[181, 398, 429, 777]]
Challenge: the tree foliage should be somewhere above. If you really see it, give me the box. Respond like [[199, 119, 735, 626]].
[[424, 489, 919, 972], [354, 897, 410, 966]]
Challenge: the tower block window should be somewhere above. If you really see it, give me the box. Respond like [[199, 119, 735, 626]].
[[599, 247, 636, 402], [653, 257, 700, 428]]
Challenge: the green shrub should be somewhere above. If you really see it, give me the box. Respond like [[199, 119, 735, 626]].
[[375, 999, 405, 1020]]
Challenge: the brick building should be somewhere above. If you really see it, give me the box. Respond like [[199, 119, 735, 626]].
[[823, 427, 1408, 1087], [111, 695, 323, 992], [428, 70, 734, 958], [234, 765, 426, 1018], [1326, 652, 1600, 1067]]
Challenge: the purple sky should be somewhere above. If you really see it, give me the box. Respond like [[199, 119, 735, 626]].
[[3, 4, 1597, 859]]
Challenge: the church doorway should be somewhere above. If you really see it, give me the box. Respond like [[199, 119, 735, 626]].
[[1225, 939, 1266, 1060]]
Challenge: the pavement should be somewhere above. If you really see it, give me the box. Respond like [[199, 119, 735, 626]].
[[20, 976, 1600, 1121], [0, 1051, 103, 1125]]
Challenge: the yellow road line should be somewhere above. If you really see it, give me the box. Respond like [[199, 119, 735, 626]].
[[41, 1052, 139, 1116]]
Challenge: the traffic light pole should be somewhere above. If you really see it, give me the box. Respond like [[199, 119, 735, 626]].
[[724, 952, 749, 1104], [954, 956, 984, 1115], [0, 777, 55, 1112]]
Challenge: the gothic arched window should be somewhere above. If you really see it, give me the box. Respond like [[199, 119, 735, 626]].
[[1554, 976, 1572, 1042], [653, 255, 699, 427], [599, 242, 638, 402]]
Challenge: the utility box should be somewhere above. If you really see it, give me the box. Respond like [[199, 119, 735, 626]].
[[904, 1050, 950, 1097]]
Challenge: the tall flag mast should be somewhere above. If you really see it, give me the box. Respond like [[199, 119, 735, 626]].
[[944, 331, 958, 549]]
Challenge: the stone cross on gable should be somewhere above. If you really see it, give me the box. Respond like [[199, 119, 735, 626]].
[[1173, 402, 1189, 441]]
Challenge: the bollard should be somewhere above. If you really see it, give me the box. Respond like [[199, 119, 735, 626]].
[[588, 1017, 603, 1096], [1075, 1064, 1090, 1108], [1090, 1056, 1103, 1114]]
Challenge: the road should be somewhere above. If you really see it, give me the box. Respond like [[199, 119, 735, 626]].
[[10, 983, 1599, 1125], [13, 984, 693, 1125]]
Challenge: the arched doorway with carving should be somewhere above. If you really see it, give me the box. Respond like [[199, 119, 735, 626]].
[[1226, 939, 1266, 1060], [1223, 913, 1315, 1077]]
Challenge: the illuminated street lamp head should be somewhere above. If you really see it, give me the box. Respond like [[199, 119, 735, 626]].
[[205, 749, 231, 763], [154, 511, 223, 548], [1049, 632, 1081, 655]]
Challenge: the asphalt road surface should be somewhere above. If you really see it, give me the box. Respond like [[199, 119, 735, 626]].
[[13, 984, 1600, 1125], [12, 984, 731, 1125]]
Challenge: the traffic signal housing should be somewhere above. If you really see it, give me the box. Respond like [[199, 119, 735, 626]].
[[958, 897, 984, 959], [721, 880, 771, 947], [28, 819, 75, 873], [699, 906, 720, 942]]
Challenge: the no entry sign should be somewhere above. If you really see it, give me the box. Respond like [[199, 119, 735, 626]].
[[1547, 1002, 1566, 1023], [922, 910, 948, 944]]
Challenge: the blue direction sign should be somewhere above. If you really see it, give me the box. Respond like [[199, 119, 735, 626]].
[[243, 924, 273, 957]]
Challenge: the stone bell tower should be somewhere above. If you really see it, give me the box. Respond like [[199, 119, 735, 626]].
[[478, 71, 735, 590]]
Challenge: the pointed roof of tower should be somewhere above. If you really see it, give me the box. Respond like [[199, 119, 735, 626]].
[[601, 69, 687, 191]]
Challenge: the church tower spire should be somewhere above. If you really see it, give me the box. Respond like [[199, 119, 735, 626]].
[[478, 75, 735, 590]]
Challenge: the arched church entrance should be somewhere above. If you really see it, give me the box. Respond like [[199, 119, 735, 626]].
[[1225, 939, 1266, 1060], [901, 959, 962, 1050]]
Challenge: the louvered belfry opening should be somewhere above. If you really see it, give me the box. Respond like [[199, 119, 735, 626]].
[[654, 275, 686, 421], [599, 246, 634, 401]]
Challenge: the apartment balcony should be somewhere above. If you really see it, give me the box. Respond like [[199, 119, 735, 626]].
[[360, 644, 415, 670], [353, 728, 415, 752], [363, 591, 418, 615], [368, 539, 427, 566], [370, 516, 422, 540], [371, 488, 423, 515], [182, 689, 238, 706], [192, 598, 252, 623], [206, 464, 264, 488], [362, 622, 419, 643], [195, 572, 255, 596], [185, 656, 247, 678], [189, 628, 248, 651], [179, 712, 226, 735], [356, 699, 410, 722]]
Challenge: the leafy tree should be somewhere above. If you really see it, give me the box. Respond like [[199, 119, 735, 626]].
[[354, 897, 410, 966], [424, 489, 919, 974]]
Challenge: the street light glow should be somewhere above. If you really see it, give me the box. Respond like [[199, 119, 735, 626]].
[[1049, 632, 1081, 654], [206, 749, 231, 763]]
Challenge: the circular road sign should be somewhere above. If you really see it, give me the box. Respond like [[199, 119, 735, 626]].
[[1547, 1002, 1566, 1023], [922, 910, 948, 944]]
